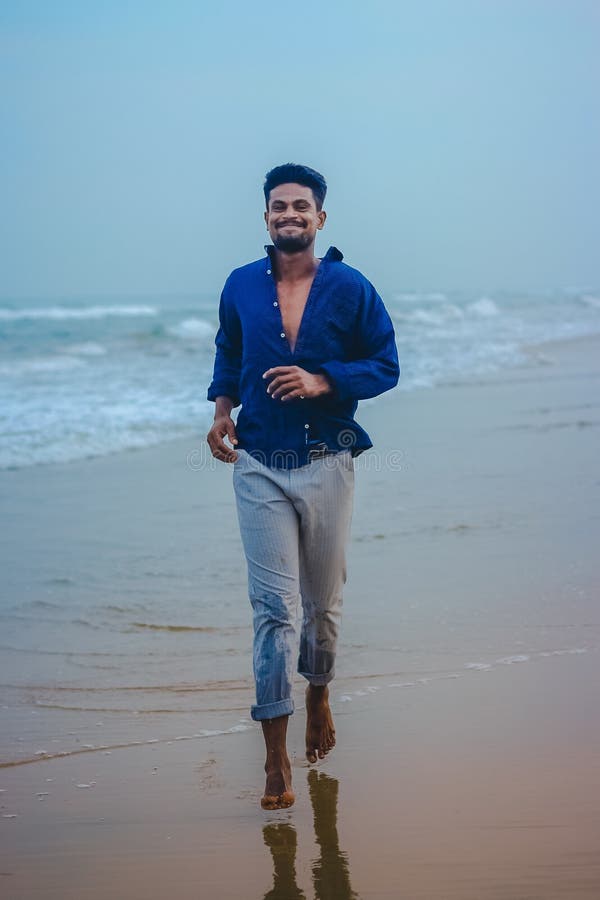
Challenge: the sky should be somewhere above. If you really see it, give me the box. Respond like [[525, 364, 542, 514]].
[[1, 0, 599, 297]]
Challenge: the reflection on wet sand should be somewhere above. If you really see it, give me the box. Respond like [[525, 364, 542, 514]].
[[309, 770, 358, 900], [262, 824, 306, 900], [262, 771, 358, 900]]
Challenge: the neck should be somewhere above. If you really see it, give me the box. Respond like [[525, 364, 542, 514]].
[[272, 245, 320, 282]]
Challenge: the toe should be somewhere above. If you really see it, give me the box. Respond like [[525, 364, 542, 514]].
[[261, 792, 295, 810]]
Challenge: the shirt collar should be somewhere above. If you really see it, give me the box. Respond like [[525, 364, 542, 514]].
[[264, 244, 343, 264]]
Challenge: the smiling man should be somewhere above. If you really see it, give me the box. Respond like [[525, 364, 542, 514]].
[[207, 163, 399, 809]]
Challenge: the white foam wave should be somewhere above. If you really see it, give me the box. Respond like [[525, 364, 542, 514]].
[[330, 647, 592, 711], [467, 297, 500, 317], [0, 355, 87, 376], [5, 720, 254, 767], [0, 304, 158, 321], [60, 342, 107, 356], [167, 318, 214, 340], [395, 304, 464, 326]]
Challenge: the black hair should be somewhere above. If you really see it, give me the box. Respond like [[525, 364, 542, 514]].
[[263, 163, 327, 211]]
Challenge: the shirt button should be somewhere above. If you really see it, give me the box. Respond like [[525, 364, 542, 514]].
[[304, 424, 309, 429], [273, 301, 278, 307], [280, 332, 285, 338], [266, 269, 271, 275]]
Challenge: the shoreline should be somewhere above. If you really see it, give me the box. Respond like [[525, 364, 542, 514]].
[[1, 329, 599, 897], [2, 651, 599, 899]]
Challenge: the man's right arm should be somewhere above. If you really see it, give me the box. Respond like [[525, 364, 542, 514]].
[[206, 281, 242, 463], [207, 395, 239, 463]]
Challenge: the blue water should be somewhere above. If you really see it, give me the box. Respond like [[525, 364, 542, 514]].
[[1, 287, 599, 468]]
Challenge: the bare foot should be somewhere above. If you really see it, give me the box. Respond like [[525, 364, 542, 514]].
[[305, 684, 336, 764], [260, 715, 295, 809], [262, 752, 295, 810]]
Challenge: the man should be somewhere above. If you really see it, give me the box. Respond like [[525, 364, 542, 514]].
[[207, 163, 399, 809]]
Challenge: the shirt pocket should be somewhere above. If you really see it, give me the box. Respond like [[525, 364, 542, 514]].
[[322, 299, 358, 355]]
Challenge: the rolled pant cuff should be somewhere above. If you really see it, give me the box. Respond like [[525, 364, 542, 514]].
[[298, 668, 335, 686], [250, 698, 294, 721]]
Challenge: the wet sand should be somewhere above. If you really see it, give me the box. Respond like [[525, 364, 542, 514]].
[[1, 334, 599, 898]]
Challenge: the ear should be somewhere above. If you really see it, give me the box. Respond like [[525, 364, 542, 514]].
[[317, 210, 327, 230], [264, 210, 269, 230]]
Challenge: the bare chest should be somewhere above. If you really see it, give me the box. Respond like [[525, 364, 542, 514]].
[[276, 280, 313, 353]]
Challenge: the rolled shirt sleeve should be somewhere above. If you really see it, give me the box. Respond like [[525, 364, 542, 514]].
[[206, 280, 242, 407]]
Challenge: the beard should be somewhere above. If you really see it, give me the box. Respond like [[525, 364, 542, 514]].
[[272, 231, 313, 253]]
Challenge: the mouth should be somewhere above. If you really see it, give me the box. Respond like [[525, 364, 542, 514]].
[[277, 222, 304, 229]]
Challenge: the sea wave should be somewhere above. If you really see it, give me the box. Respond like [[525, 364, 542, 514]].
[[467, 297, 500, 317], [0, 304, 158, 321], [167, 318, 215, 340], [2, 288, 599, 469], [394, 304, 464, 326], [0, 722, 253, 769], [128, 622, 247, 634], [60, 342, 108, 356], [0, 355, 87, 376]]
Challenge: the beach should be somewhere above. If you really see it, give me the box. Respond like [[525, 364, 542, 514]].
[[1, 333, 599, 899]]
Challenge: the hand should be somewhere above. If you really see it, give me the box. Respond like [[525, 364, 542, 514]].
[[207, 415, 238, 463], [262, 366, 333, 402]]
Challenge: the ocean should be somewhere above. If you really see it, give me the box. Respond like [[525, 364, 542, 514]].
[[1, 286, 599, 469]]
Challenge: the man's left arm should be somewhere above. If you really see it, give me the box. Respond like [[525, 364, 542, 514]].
[[315, 279, 400, 402]]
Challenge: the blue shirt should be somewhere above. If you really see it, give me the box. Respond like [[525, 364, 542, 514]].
[[207, 245, 400, 468]]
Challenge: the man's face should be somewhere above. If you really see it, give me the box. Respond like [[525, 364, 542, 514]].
[[264, 183, 326, 254]]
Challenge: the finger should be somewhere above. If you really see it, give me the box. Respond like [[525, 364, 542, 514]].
[[213, 446, 237, 463], [266, 374, 297, 394], [263, 366, 295, 380], [278, 388, 305, 402], [225, 420, 238, 445], [269, 377, 299, 397], [272, 382, 301, 400], [209, 433, 237, 461]]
